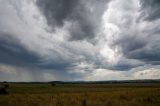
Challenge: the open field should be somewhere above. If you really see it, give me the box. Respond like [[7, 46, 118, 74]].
[[0, 83, 160, 106]]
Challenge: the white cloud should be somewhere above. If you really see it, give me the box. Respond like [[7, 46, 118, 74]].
[[84, 65, 160, 81], [43, 73, 56, 81], [85, 69, 127, 81], [133, 67, 160, 79]]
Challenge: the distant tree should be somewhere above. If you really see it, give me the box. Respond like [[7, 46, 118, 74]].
[[0, 81, 9, 95], [0, 88, 8, 95], [51, 82, 56, 86], [3, 81, 9, 88], [4, 84, 9, 88], [3, 81, 7, 83]]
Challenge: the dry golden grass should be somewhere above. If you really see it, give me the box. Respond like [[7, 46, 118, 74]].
[[0, 83, 160, 106]]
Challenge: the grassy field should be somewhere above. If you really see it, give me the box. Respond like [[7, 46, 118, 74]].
[[0, 83, 160, 106]]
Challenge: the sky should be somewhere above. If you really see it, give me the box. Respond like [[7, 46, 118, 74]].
[[0, 0, 160, 82]]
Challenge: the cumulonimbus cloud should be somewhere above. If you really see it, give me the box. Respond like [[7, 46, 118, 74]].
[[0, 0, 160, 81], [36, 0, 110, 41]]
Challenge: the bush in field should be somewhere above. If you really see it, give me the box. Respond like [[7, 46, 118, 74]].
[[4, 84, 9, 88], [51, 82, 56, 86], [3, 81, 9, 88], [0, 88, 8, 95], [0, 81, 9, 95]]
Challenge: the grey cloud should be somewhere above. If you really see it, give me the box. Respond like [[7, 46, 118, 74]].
[[127, 44, 160, 62], [36, 0, 110, 40], [0, 32, 74, 71], [0, 32, 39, 68], [113, 32, 160, 66], [36, 0, 78, 27], [1, 0, 160, 81], [140, 0, 160, 21], [114, 35, 147, 58], [105, 0, 160, 69], [114, 29, 160, 65]]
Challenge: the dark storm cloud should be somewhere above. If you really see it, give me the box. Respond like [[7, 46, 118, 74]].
[[0, 32, 72, 71], [114, 32, 160, 65], [114, 35, 147, 56], [0, 32, 38, 67], [126, 44, 160, 62], [36, 0, 110, 40], [1, 0, 160, 81], [107, 0, 160, 68], [36, 0, 78, 27], [140, 0, 160, 21]]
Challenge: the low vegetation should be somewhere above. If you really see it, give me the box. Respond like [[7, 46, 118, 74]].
[[0, 82, 160, 106]]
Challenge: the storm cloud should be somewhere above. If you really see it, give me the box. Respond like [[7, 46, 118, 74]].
[[105, 0, 160, 67], [36, 0, 110, 41], [140, 0, 160, 21], [0, 0, 160, 81]]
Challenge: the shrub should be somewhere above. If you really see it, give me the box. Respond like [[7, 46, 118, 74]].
[[0, 88, 8, 95], [4, 84, 9, 88], [51, 82, 56, 86]]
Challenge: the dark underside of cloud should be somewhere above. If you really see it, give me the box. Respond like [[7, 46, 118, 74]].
[[114, 34, 160, 64], [0, 33, 38, 67], [0, 32, 72, 71], [36, 0, 110, 41], [140, 0, 160, 21]]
